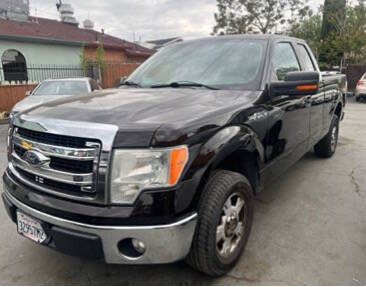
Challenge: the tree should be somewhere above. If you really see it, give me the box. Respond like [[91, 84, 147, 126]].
[[333, 1, 366, 64], [213, 0, 311, 35], [96, 43, 105, 70], [289, 13, 323, 60], [80, 45, 89, 75], [289, 0, 366, 68], [321, 0, 346, 39]]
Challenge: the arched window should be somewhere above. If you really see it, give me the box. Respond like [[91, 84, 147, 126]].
[[1, 49, 28, 82]]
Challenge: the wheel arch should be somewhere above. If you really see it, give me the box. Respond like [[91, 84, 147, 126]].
[[189, 125, 264, 210], [334, 101, 343, 120]]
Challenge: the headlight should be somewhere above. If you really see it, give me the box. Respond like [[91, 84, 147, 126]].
[[110, 146, 188, 204]]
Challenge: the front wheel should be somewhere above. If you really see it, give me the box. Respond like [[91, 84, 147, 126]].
[[186, 170, 254, 277], [314, 115, 339, 158]]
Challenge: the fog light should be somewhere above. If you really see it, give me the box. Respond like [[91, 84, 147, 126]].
[[132, 238, 146, 254], [118, 238, 146, 258]]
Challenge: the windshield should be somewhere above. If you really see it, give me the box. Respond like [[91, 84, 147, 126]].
[[33, 80, 88, 96], [127, 38, 267, 90]]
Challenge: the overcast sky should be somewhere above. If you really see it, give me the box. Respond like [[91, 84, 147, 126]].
[[29, 0, 324, 42]]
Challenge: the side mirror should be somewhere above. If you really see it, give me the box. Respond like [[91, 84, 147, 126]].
[[25, 90, 32, 97], [270, 71, 320, 97]]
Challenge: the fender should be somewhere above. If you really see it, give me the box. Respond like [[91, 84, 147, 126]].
[[189, 124, 265, 180], [175, 125, 265, 212]]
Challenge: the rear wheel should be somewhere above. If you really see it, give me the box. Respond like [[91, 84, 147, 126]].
[[314, 115, 339, 158], [186, 170, 254, 277]]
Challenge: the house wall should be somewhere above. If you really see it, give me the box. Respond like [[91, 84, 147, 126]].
[[0, 40, 82, 82], [0, 40, 82, 65]]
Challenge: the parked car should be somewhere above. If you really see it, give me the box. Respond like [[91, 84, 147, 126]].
[[355, 73, 366, 102], [11, 78, 101, 115], [3, 35, 345, 277]]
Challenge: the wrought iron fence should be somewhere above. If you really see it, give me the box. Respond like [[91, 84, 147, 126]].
[[0, 63, 96, 83], [0, 61, 141, 88]]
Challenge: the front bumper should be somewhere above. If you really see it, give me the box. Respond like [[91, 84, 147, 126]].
[[2, 188, 197, 264]]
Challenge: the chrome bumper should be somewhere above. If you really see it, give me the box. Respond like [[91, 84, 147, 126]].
[[3, 189, 197, 264]]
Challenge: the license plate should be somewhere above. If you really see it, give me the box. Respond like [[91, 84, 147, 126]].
[[17, 211, 48, 244]]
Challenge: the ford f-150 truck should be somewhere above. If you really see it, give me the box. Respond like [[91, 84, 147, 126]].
[[2, 35, 345, 276]]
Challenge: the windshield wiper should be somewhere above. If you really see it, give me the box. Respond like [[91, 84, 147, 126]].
[[121, 80, 142, 88], [150, 81, 220, 90]]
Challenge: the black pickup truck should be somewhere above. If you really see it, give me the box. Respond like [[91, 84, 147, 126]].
[[2, 35, 345, 276]]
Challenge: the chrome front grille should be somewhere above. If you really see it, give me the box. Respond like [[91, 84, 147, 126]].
[[17, 127, 88, 148], [10, 127, 101, 200]]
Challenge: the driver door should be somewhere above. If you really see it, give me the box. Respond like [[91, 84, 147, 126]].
[[264, 41, 311, 181]]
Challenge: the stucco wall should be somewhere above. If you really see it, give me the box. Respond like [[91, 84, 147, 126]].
[[0, 40, 82, 66], [0, 40, 83, 82]]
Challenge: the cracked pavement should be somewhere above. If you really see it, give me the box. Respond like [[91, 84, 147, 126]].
[[0, 98, 365, 285]]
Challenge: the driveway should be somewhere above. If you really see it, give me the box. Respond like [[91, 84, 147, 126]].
[[0, 99, 365, 285]]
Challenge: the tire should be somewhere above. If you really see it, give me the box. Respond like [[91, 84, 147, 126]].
[[356, 96, 360, 102], [314, 115, 339, 158], [186, 170, 254, 277]]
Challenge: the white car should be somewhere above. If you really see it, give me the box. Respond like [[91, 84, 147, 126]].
[[355, 73, 366, 102], [11, 78, 101, 115]]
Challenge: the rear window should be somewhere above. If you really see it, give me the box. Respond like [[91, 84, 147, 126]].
[[297, 44, 316, 72]]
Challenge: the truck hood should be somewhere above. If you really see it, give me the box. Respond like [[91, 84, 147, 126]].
[[17, 88, 259, 147], [12, 95, 73, 113]]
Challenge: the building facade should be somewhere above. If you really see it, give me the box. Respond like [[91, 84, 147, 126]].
[[0, 2, 152, 84]]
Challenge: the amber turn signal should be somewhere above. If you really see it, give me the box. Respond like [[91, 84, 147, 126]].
[[296, 84, 318, 91], [169, 146, 189, 185]]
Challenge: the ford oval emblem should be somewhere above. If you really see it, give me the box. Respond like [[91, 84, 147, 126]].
[[22, 150, 50, 167]]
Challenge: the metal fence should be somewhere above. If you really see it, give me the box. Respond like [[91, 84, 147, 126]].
[[0, 61, 141, 88], [0, 63, 92, 83]]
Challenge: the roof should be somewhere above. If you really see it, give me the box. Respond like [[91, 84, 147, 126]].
[[0, 17, 153, 57], [182, 34, 305, 44], [147, 37, 182, 46], [146, 37, 183, 49]]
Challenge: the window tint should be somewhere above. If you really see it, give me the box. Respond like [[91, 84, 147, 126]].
[[297, 44, 316, 71], [272, 43, 300, 81]]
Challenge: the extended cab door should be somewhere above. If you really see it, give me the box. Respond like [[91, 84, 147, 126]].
[[294, 42, 325, 145], [263, 41, 311, 181]]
